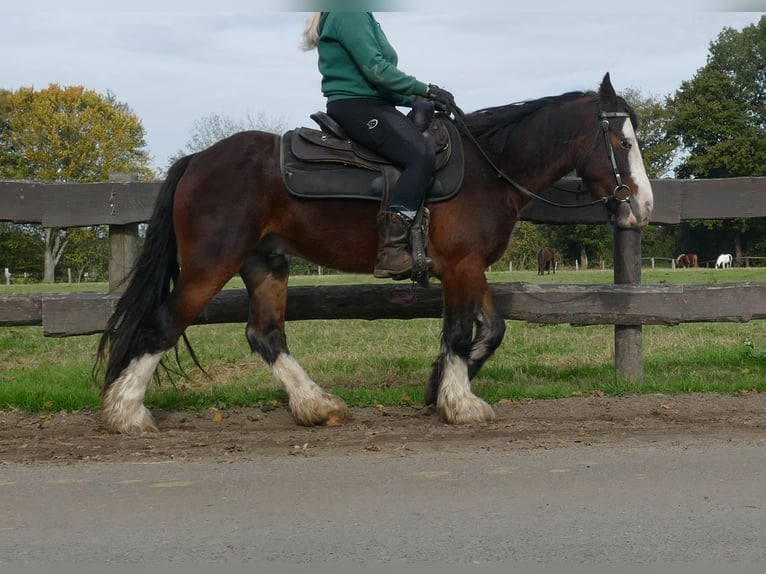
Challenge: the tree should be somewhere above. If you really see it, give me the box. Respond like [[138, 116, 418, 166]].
[[0, 223, 44, 280], [542, 224, 613, 270], [496, 221, 546, 271], [0, 84, 154, 282], [669, 17, 765, 179], [666, 16, 766, 263], [59, 226, 109, 282]]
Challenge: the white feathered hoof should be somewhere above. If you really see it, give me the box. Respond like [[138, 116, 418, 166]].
[[435, 353, 495, 424], [100, 352, 163, 434], [437, 393, 495, 425], [272, 353, 351, 427], [101, 393, 159, 434], [289, 392, 350, 427]]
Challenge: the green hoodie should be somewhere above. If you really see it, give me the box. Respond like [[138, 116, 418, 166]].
[[317, 12, 429, 107]]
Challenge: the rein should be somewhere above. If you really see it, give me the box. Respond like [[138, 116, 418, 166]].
[[447, 103, 632, 210]]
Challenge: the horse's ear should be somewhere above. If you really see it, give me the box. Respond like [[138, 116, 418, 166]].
[[599, 72, 616, 101]]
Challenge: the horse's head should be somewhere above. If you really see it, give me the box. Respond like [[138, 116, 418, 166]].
[[578, 73, 654, 229]]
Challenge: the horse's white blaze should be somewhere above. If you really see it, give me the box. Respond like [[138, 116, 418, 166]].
[[437, 354, 495, 424], [102, 352, 163, 434], [619, 119, 654, 228], [272, 353, 349, 426]]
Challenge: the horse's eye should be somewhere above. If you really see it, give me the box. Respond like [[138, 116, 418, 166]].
[[620, 138, 632, 150]]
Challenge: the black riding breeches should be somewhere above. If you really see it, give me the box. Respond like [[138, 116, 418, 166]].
[[327, 98, 435, 215]]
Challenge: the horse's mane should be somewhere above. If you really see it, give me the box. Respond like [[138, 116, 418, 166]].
[[463, 90, 601, 154]]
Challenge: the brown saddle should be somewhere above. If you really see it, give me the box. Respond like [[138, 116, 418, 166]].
[[280, 111, 464, 203]]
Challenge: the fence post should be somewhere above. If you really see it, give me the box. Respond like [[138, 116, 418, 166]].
[[108, 173, 140, 293], [614, 226, 643, 381]]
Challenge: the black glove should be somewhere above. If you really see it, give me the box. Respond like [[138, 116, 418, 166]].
[[427, 84, 455, 112]]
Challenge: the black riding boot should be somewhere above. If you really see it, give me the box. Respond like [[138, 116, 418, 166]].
[[374, 211, 413, 280]]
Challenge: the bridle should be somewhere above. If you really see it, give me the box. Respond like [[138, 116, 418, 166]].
[[598, 110, 633, 205], [448, 103, 634, 211]]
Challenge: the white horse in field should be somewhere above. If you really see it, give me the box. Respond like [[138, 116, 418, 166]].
[[716, 253, 733, 268]]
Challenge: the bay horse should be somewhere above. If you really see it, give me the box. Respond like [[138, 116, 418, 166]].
[[676, 253, 699, 268], [537, 247, 556, 275], [95, 73, 653, 434]]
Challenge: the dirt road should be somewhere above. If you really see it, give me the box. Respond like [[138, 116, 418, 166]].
[[2, 393, 765, 563], [2, 392, 765, 463]]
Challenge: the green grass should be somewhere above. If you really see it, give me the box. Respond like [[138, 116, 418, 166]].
[[2, 268, 766, 412], [3, 266, 764, 293]]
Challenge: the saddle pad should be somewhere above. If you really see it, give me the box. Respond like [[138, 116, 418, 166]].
[[280, 119, 464, 203]]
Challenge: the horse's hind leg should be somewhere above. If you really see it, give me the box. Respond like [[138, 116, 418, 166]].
[[240, 250, 349, 426], [102, 351, 164, 434], [102, 262, 237, 434], [426, 268, 502, 424]]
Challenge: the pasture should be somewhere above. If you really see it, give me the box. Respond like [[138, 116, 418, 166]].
[[2, 267, 766, 414]]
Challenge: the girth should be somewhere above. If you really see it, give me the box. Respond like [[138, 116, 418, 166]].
[[280, 112, 464, 203]]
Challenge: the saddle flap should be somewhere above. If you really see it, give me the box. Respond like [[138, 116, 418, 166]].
[[297, 127, 350, 152], [292, 127, 388, 169]]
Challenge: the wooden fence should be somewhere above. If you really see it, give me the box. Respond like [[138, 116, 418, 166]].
[[2, 175, 766, 381]]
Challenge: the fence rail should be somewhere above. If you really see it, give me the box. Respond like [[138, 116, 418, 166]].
[[4, 282, 766, 337], [2, 176, 766, 226], [2, 175, 766, 381]]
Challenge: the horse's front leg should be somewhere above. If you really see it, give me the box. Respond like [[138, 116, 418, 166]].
[[425, 276, 506, 410], [466, 285, 506, 380], [240, 251, 349, 426], [428, 270, 498, 424]]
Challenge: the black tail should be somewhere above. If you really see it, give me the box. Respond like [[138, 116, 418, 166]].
[[95, 155, 193, 389]]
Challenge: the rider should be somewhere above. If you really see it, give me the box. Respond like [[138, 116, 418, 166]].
[[302, 11, 456, 279]]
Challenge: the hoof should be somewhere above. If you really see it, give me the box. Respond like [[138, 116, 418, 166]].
[[100, 352, 163, 434], [102, 402, 159, 434], [290, 392, 351, 427], [437, 395, 495, 425]]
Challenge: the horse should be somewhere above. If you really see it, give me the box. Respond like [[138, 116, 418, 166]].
[[95, 73, 653, 434], [675, 253, 698, 268], [537, 247, 556, 275], [716, 253, 733, 269]]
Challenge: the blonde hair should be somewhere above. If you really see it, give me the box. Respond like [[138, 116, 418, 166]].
[[301, 13, 322, 51]]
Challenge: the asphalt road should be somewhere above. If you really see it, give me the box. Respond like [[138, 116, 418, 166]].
[[2, 443, 765, 564]]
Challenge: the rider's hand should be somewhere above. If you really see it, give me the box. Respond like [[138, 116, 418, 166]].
[[427, 84, 456, 112]]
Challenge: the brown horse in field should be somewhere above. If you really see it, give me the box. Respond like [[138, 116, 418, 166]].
[[537, 247, 556, 275], [95, 73, 653, 434], [676, 253, 698, 268]]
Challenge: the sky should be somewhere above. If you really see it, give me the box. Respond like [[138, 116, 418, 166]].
[[2, 1, 764, 172]]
